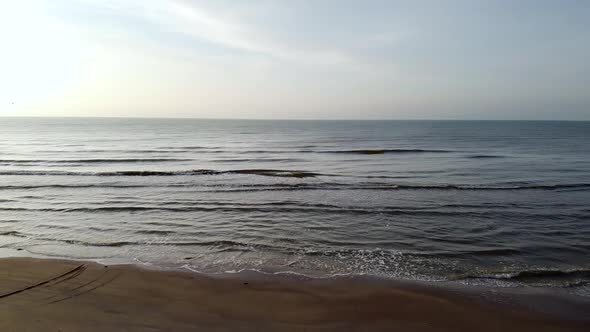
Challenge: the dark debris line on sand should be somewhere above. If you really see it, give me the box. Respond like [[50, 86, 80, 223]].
[[0, 264, 86, 300]]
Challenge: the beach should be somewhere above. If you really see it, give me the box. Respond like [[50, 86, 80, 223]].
[[1, 257, 588, 331]]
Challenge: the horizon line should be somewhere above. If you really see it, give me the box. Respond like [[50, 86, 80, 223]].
[[0, 115, 589, 122]]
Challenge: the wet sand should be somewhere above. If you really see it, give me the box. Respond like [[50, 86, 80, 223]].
[[0, 257, 588, 331]]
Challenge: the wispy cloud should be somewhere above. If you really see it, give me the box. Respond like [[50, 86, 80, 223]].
[[68, 0, 356, 66], [167, 1, 355, 65]]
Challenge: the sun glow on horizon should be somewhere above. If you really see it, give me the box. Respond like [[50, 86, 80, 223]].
[[0, 2, 97, 115]]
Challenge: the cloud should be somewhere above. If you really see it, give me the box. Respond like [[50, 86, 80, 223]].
[[66, 0, 356, 66], [169, 1, 355, 65]]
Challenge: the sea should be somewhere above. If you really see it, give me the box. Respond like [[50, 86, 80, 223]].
[[1, 117, 589, 295]]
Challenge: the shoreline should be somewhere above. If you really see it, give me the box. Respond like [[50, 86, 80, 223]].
[[1, 257, 589, 331], [2, 247, 589, 298]]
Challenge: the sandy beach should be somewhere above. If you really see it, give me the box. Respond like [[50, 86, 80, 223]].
[[0, 257, 587, 331]]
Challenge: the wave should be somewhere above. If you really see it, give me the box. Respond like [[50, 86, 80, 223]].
[[457, 269, 590, 285], [0, 181, 589, 192], [213, 158, 302, 163], [0, 206, 422, 215], [225, 169, 319, 177], [42, 148, 450, 155], [165, 148, 452, 154], [419, 248, 523, 258], [3, 205, 587, 221], [0, 205, 463, 218], [394, 183, 590, 191], [133, 229, 178, 235], [37, 224, 70, 230], [35, 149, 198, 154], [0, 184, 151, 190], [27, 237, 284, 250], [207, 183, 590, 192], [0, 158, 191, 164], [57, 239, 138, 247], [0, 231, 26, 237], [0, 169, 321, 178], [466, 155, 505, 159], [317, 149, 452, 155], [164, 146, 217, 150]]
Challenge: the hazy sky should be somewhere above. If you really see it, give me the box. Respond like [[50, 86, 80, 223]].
[[1, 0, 589, 120]]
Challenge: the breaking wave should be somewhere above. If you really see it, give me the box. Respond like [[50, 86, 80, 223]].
[[455, 269, 590, 287]]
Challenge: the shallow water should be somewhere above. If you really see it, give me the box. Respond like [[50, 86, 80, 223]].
[[1, 118, 589, 295]]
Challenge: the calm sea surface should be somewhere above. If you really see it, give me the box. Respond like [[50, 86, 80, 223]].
[[1, 118, 589, 294]]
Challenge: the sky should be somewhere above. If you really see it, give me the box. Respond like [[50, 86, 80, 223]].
[[0, 0, 589, 120]]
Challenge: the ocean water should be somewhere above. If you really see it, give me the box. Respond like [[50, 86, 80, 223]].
[[1, 118, 589, 294]]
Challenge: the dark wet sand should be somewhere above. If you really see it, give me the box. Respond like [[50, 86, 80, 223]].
[[0, 257, 588, 331]]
